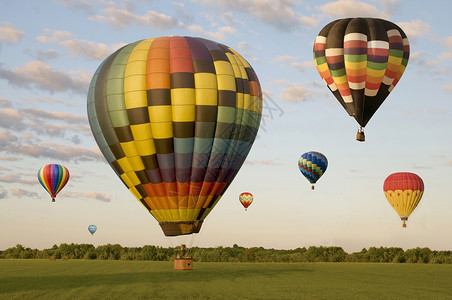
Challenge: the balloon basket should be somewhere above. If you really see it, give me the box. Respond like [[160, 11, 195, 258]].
[[174, 258, 193, 271], [356, 130, 365, 142]]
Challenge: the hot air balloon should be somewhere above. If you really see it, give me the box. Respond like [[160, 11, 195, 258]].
[[37, 164, 70, 202], [313, 18, 410, 141], [88, 225, 97, 235], [239, 192, 253, 211], [87, 36, 262, 237], [383, 172, 424, 227], [298, 151, 328, 190]]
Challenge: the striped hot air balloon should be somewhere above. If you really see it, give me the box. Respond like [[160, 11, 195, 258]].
[[37, 164, 70, 202], [313, 18, 410, 141], [239, 192, 253, 211], [298, 151, 328, 190], [383, 172, 424, 227], [87, 36, 262, 236]]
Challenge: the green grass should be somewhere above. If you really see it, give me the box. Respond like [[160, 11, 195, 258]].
[[1, 260, 452, 299]]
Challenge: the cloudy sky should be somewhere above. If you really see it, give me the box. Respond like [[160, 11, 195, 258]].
[[1, 0, 451, 253]]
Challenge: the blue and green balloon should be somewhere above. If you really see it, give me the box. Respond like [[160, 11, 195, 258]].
[[88, 225, 97, 235]]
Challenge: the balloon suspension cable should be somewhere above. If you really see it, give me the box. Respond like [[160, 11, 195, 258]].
[[356, 126, 365, 142]]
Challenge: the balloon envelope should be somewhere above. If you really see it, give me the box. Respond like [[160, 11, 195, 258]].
[[88, 225, 97, 235], [298, 151, 328, 189], [37, 164, 70, 202], [383, 172, 424, 227], [313, 18, 410, 138], [239, 192, 253, 210], [87, 36, 262, 236]]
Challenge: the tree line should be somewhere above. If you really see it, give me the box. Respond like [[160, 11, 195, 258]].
[[1, 244, 451, 264]]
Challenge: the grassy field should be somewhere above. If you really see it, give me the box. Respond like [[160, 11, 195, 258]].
[[1, 260, 452, 299]]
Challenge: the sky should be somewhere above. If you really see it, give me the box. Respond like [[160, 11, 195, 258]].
[[0, 0, 451, 253]]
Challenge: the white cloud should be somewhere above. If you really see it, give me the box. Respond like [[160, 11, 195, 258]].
[[274, 55, 298, 62], [438, 52, 452, 61], [442, 83, 452, 93], [0, 98, 11, 108], [410, 51, 450, 74], [245, 159, 280, 165], [279, 84, 312, 102], [274, 56, 314, 72], [173, 2, 185, 8], [89, 4, 180, 30], [444, 36, 452, 49], [26, 97, 64, 104], [221, 12, 245, 25], [0, 130, 18, 147], [0, 109, 25, 130], [36, 49, 59, 61], [397, 19, 430, 40], [59, 39, 113, 60], [11, 187, 38, 198], [63, 191, 112, 202], [0, 22, 25, 44], [36, 29, 73, 43], [318, 0, 380, 18], [195, 0, 317, 31], [438, 36, 452, 61], [1, 141, 103, 162], [205, 26, 237, 41], [0, 174, 35, 185], [299, 15, 320, 28], [54, 0, 94, 13], [22, 108, 86, 124], [0, 61, 89, 94]]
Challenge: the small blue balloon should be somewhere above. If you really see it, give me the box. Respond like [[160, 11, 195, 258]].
[[88, 225, 97, 235]]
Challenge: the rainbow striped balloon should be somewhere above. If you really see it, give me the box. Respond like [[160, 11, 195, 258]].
[[313, 18, 410, 139], [37, 164, 70, 202]]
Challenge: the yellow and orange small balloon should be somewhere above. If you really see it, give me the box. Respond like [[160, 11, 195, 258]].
[[239, 192, 253, 211]]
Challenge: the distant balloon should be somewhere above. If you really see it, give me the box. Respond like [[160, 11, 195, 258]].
[[87, 36, 262, 237], [313, 18, 410, 141], [383, 172, 424, 227], [298, 152, 328, 190], [239, 192, 253, 211], [88, 225, 97, 235], [37, 164, 70, 202]]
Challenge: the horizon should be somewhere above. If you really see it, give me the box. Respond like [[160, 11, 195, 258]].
[[1, 0, 451, 254]]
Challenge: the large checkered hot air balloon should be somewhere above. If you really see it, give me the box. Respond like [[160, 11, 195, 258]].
[[383, 172, 424, 227], [313, 18, 410, 141], [87, 36, 262, 237]]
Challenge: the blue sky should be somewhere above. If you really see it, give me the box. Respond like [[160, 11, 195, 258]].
[[0, 0, 451, 253]]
